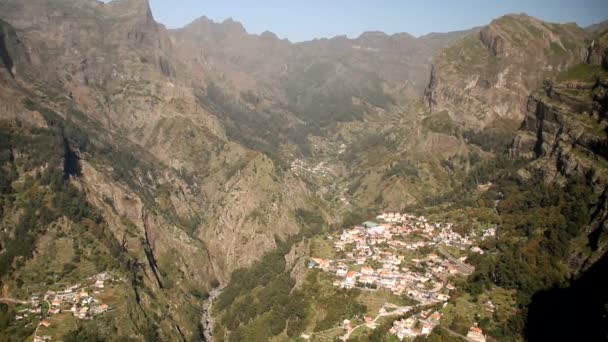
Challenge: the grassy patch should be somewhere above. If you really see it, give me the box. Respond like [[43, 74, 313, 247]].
[[422, 111, 461, 136], [356, 290, 410, 316], [557, 63, 607, 82], [39, 313, 78, 339], [309, 237, 336, 259]]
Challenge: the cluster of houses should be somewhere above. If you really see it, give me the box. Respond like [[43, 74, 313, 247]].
[[290, 159, 331, 178], [305, 211, 499, 340], [308, 212, 490, 305], [16, 272, 112, 325], [390, 309, 442, 340]]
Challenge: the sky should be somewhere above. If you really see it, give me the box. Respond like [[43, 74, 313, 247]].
[[147, 0, 608, 42]]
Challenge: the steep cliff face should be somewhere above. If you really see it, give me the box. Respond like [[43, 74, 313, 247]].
[[425, 14, 588, 129], [0, 2, 318, 339], [507, 35, 608, 341], [510, 33, 608, 269], [0, 0, 317, 286], [0, 21, 16, 77]]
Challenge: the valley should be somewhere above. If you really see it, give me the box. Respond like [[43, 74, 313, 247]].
[[0, 0, 607, 341]]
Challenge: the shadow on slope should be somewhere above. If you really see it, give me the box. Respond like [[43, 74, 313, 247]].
[[525, 250, 608, 341]]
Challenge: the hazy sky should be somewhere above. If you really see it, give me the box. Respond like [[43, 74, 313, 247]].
[[147, 0, 608, 42]]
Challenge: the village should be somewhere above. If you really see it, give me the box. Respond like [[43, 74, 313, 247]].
[[307, 211, 495, 341], [7, 272, 114, 342]]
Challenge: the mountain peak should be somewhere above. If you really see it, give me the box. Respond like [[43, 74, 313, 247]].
[[260, 30, 279, 40], [586, 19, 608, 34], [104, 0, 154, 21], [105, 0, 150, 10], [221, 17, 247, 34], [180, 15, 247, 38], [358, 31, 389, 39]]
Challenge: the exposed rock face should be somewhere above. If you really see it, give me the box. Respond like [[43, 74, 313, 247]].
[[510, 36, 608, 269], [285, 241, 309, 290], [0, 4, 315, 334], [425, 14, 588, 129], [512, 85, 607, 180], [0, 19, 29, 78]]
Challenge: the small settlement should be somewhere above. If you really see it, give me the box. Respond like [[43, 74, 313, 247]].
[[308, 212, 495, 340], [11, 272, 114, 342]]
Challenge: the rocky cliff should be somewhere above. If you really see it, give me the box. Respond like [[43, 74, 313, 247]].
[[0, 1, 315, 339], [425, 14, 588, 129], [510, 30, 608, 270]]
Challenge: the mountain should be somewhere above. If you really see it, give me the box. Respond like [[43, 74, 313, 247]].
[[0, 0, 314, 339], [1, 0, 608, 340], [511, 28, 608, 267], [425, 14, 588, 129], [586, 19, 608, 34], [169, 16, 476, 156], [321, 15, 596, 212]]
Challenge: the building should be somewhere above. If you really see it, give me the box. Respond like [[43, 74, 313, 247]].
[[362, 221, 380, 229], [421, 323, 432, 335], [359, 275, 377, 286], [368, 225, 385, 235], [361, 266, 374, 275], [435, 293, 450, 301], [429, 311, 442, 324], [466, 324, 486, 342]]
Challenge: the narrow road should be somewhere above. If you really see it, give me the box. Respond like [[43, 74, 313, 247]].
[[34, 323, 41, 342], [0, 297, 28, 304], [437, 246, 474, 275], [440, 326, 469, 340]]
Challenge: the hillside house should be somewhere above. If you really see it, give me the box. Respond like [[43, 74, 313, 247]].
[[467, 325, 486, 342], [361, 266, 374, 275]]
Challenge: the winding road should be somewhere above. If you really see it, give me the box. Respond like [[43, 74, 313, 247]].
[[0, 297, 28, 304]]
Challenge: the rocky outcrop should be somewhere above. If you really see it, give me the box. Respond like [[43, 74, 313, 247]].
[[0, 25, 15, 77], [0, 19, 29, 79], [511, 83, 607, 179], [425, 14, 588, 129], [510, 55, 608, 271], [585, 30, 608, 66], [479, 25, 506, 56]]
